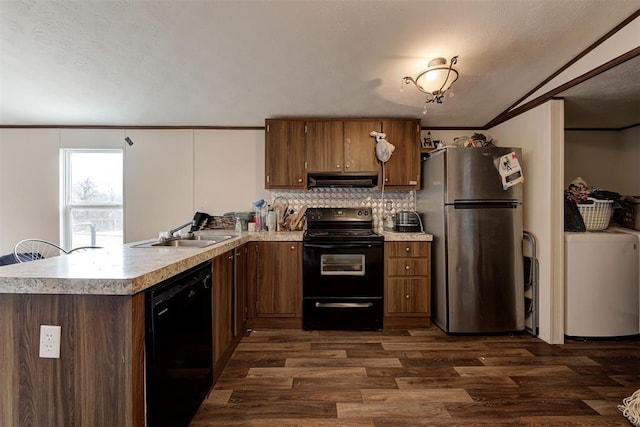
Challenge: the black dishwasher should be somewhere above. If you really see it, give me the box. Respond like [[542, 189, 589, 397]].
[[145, 262, 213, 427]]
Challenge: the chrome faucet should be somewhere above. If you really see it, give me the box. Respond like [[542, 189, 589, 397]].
[[160, 220, 195, 241]]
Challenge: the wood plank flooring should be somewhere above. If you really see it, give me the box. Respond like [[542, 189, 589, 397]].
[[191, 328, 640, 426]]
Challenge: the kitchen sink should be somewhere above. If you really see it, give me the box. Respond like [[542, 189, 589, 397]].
[[132, 234, 237, 248]]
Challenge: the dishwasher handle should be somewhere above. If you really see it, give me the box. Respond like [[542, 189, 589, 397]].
[[152, 270, 212, 309]]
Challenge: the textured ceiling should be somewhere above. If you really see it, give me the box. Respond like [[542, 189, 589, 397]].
[[1, 0, 638, 128], [561, 55, 640, 129]]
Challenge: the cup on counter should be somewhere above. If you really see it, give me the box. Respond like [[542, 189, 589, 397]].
[[247, 222, 256, 232]]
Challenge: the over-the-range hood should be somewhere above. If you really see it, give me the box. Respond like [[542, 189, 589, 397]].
[[307, 172, 378, 188]]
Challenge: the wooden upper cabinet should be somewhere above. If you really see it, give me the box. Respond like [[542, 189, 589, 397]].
[[305, 121, 344, 172], [265, 119, 306, 189], [306, 119, 382, 174], [265, 117, 417, 189], [381, 119, 421, 189], [343, 120, 381, 173]]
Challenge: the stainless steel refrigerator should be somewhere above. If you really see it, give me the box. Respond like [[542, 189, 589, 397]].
[[417, 147, 524, 333]]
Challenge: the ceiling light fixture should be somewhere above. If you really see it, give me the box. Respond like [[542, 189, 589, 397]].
[[402, 55, 459, 114]]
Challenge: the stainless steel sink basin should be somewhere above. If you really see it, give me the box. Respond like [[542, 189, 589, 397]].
[[151, 239, 218, 247], [132, 234, 237, 248]]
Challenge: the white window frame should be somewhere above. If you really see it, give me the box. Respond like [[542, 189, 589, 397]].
[[61, 149, 123, 250]]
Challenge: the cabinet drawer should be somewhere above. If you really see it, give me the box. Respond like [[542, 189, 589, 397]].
[[386, 258, 429, 276], [386, 278, 430, 314], [385, 242, 430, 258]]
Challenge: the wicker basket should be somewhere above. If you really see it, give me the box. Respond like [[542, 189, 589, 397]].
[[577, 198, 613, 231]]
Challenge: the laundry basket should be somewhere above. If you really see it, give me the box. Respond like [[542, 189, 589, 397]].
[[577, 198, 613, 231]]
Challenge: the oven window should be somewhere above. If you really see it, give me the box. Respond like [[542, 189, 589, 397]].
[[321, 254, 365, 276]]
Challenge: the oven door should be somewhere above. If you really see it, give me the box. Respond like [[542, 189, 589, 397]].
[[303, 241, 383, 298]]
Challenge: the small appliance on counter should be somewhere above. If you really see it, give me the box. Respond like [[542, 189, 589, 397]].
[[394, 211, 423, 232]]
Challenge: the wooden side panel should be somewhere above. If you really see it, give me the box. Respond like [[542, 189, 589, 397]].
[[235, 244, 248, 335], [246, 242, 258, 320], [305, 121, 343, 172], [0, 294, 18, 427], [343, 120, 381, 173], [130, 293, 145, 427], [214, 251, 234, 366], [0, 293, 139, 427]]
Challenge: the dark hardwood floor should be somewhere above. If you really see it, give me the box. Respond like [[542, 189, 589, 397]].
[[191, 327, 640, 426]]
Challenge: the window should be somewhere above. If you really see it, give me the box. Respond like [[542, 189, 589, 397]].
[[61, 150, 123, 249]]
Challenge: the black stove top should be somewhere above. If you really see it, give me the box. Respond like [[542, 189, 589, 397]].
[[304, 207, 383, 243]]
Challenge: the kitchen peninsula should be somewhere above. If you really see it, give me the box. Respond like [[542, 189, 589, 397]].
[[0, 230, 431, 427]]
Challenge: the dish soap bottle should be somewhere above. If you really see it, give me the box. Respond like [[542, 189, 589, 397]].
[[235, 217, 242, 232]]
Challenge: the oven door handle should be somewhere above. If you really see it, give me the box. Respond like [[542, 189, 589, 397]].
[[315, 302, 374, 308], [304, 243, 382, 249]]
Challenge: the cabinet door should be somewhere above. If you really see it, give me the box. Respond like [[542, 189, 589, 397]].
[[386, 278, 430, 314], [343, 120, 382, 173], [265, 120, 306, 188], [381, 119, 421, 189], [256, 242, 301, 317], [213, 250, 234, 365], [234, 244, 247, 337], [305, 121, 344, 172]]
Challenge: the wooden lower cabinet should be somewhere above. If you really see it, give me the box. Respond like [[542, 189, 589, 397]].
[[247, 241, 302, 328], [234, 244, 248, 338], [213, 249, 234, 373], [384, 241, 431, 328]]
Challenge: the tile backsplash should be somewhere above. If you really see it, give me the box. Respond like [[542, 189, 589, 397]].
[[270, 188, 416, 231]]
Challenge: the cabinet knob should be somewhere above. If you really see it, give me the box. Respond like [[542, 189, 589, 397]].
[[345, 164, 350, 168], [336, 164, 341, 169], [385, 178, 389, 182], [297, 178, 303, 183], [405, 294, 411, 300], [405, 264, 410, 270], [290, 245, 295, 250], [405, 247, 411, 252]]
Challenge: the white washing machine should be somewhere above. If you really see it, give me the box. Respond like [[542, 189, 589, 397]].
[[565, 231, 639, 338], [609, 225, 640, 332]]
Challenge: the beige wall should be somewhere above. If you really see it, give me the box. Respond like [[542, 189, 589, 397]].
[[565, 127, 640, 195], [487, 100, 565, 344], [0, 129, 60, 254]]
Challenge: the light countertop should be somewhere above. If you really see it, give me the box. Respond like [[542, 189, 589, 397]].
[[0, 230, 432, 296]]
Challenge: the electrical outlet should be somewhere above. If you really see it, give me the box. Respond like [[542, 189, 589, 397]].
[[39, 325, 61, 359]]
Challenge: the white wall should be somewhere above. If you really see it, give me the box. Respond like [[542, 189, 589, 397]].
[[0, 129, 60, 254], [565, 127, 640, 194], [488, 100, 565, 343], [194, 129, 268, 216], [0, 127, 271, 248], [124, 129, 195, 243]]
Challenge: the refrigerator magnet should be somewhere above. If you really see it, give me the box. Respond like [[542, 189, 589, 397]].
[[498, 152, 524, 189]]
